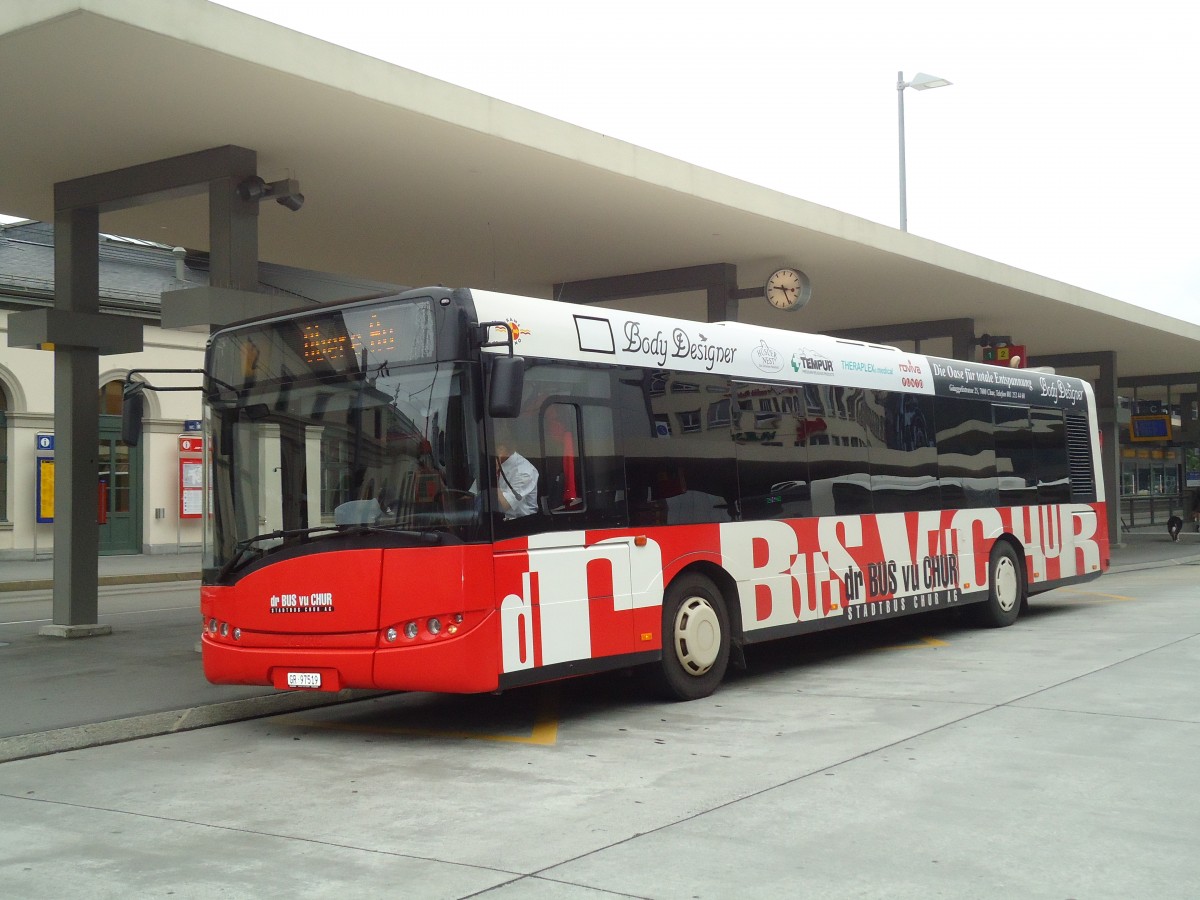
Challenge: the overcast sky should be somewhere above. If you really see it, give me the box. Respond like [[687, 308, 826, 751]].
[[11, 1, 1197, 326]]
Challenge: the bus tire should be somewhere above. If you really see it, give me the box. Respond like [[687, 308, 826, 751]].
[[975, 542, 1024, 628], [654, 573, 730, 701]]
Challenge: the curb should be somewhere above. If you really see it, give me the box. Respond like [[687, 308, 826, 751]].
[[1104, 549, 1200, 578], [0, 688, 386, 765], [1107, 553, 1200, 575], [0, 572, 201, 594]]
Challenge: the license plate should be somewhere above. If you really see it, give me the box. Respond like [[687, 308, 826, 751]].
[[286, 672, 321, 688]]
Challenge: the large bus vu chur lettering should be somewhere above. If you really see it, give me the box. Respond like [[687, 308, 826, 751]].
[[193, 287, 1107, 701]]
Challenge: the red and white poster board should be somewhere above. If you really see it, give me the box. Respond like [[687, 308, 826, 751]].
[[179, 435, 204, 519]]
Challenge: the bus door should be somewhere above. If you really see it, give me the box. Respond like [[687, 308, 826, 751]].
[[500, 532, 631, 669], [498, 394, 648, 674]]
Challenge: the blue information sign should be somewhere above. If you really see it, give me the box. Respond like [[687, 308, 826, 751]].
[[36, 433, 55, 452]]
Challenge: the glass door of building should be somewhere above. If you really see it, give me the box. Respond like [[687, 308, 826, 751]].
[[1120, 447, 1183, 527], [98, 417, 142, 555]]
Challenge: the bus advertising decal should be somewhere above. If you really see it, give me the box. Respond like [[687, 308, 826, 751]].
[[473, 291, 1094, 411], [840, 359, 893, 376], [269, 592, 336, 614], [791, 347, 835, 376], [1037, 376, 1085, 406], [505, 318, 531, 344], [752, 340, 784, 373], [842, 589, 963, 623], [476, 292, 945, 395], [493, 502, 1104, 677], [574, 315, 616, 354], [621, 321, 738, 371], [929, 359, 1087, 409]]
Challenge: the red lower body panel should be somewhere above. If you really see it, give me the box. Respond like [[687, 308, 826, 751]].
[[203, 638, 376, 690], [201, 610, 501, 694]]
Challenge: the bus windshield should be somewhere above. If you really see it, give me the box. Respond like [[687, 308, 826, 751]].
[[204, 301, 484, 574]]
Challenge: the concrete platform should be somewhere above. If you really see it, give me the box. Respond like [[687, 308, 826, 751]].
[[1, 532, 1198, 762], [0, 546, 1197, 899]]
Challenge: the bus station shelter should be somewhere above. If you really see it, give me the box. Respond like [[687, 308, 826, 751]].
[[3, 0, 1200, 634]]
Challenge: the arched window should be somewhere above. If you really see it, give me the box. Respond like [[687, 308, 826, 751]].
[[0, 383, 8, 522], [99, 380, 123, 416]]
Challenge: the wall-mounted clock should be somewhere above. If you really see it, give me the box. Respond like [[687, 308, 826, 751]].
[[765, 267, 811, 311]]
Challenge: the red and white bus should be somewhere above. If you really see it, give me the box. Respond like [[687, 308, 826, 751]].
[[195, 287, 1107, 700]]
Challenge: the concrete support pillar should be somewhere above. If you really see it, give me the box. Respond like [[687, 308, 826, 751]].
[[6, 145, 275, 636], [1181, 389, 1200, 444], [208, 171, 260, 293], [1096, 352, 1120, 547], [51, 206, 105, 633]]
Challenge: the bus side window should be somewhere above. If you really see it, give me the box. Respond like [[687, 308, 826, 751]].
[[501, 362, 625, 531], [620, 370, 737, 525], [870, 391, 939, 513], [539, 400, 625, 528], [489, 387, 546, 540], [734, 381, 811, 521], [936, 397, 997, 509], [994, 405, 1035, 506], [1032, 407, 1070, 504], [807, 386, 872, 517], [543, 403, 583, 513], [578, 403, 624, 527]]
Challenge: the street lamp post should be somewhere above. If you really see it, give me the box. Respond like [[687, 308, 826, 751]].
[[897, 71, 952, 232]]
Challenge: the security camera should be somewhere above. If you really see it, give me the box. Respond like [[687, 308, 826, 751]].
[[236, 176, 304, 212], [236, 176, 269, 203], [275, 192, 304, 211]]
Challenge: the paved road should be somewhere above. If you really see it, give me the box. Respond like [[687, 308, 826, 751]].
[[0, 580, 200, 629], [2, 563, 1197, 899], [0, 582, 347, 746]]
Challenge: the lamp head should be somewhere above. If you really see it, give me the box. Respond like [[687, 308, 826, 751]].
[[908, 72, 952, 91]]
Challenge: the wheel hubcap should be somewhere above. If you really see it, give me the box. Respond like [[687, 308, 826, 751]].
[[994, 557, 1018, 612], [673, 596, 721, 675]]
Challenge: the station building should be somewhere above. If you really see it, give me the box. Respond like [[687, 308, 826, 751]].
[[0, 220, 399, 558]]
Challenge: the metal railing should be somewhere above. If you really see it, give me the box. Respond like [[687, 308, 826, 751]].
[[1120, 494, 1190, 530]]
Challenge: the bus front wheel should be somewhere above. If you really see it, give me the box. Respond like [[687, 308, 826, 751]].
[[655, 573, 730, 701], [975, 542, 1024, 628]]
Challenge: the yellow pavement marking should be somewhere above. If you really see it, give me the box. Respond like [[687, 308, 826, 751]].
[[877, 635, 949, 651], [1059, 588, 1134, 603], [279, 690, 560, 745]]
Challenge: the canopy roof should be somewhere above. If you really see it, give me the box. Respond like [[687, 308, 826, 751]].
[[2, 0, 1196, 383]]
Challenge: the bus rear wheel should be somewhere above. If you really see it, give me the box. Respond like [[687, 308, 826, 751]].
[[654, 573, 730, 701], [975, 542, 1024, 628]]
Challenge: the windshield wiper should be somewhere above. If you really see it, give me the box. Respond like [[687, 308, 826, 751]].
[[217, 523, 440, 581], [345, 523, 441, 543], [217, 525, 334, 582]]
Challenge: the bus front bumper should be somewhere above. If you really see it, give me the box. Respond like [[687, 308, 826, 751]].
[[200, 614, 501, 694]]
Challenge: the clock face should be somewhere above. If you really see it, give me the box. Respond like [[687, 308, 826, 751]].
[[765, 268, 806, 311]]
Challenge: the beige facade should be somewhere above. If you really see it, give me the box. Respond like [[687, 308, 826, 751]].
[[0, 311, 207, 558]]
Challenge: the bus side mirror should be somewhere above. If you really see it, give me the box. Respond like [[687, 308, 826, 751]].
[[121, 382, 145, 446], [488, 355, 525, 418]]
